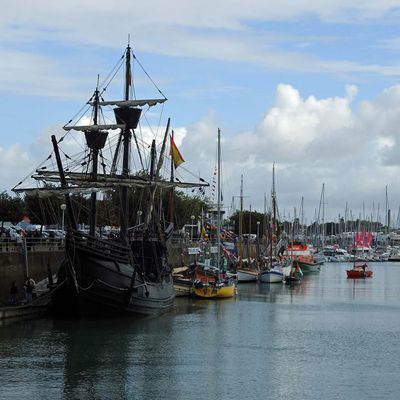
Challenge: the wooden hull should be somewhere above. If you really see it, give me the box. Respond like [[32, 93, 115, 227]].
[[295, 261, 321, 273], [346, 269, 373, 278], [0, 289, 52, 321], [259, 270, 284, 283], [194, 282, 236, 298], [173, 277, 193, 297], [53, 272, 175, 317], [52, 234, 175, 317], [284, 276, 302, 284], [237, 269, 259, 282]]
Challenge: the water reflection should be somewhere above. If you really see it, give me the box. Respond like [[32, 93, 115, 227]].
[[237, 281, 286, 303], [59, 318, 133, 399], [2, 263, 400, 400]]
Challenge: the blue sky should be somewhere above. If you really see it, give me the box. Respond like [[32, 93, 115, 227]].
[[2, 1, 400, 226]]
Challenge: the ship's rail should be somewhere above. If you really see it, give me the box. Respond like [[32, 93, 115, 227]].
[[67, 229, 131, 264]]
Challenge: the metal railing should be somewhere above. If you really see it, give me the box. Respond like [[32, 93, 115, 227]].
[[0, 237, 65, 253]]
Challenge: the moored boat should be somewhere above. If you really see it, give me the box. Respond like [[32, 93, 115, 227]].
[[193, 129, 236, 299], [286, 242, 321, 273], [346, 263, 373, 278], [236, 266, 259, 282], [13, 43, 208, 317], [259, 164, 284, 284], [193, 278, 236, 298], [283, 262, 303, 284], [172, 267, 194, 297], [259, 268, 284, 283]]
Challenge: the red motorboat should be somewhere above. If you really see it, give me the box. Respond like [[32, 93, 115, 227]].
[[346, 263, 373, 278]]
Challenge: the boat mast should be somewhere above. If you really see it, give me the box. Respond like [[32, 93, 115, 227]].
[[217, 128, 221, 275], [248, 205, 252, 260], [51, 135, 77, 230], [168, 127, 174, 223], [120, 45, 132, 243], [271, 163, 276, 266], [89, 81, 100, 236], [300, 196, 304, 239], [239, 174, 243, 268], [322, 183, 325, 249], [385, 184, 390, 236]]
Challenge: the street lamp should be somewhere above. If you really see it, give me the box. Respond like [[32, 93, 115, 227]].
[[257, 221, 260, 240], [60, 204, 66, 232], [190, 215, 195, 240], [137, 210, 143, 225]]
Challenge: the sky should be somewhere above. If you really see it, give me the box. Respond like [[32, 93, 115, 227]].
[[2, 1, 400, 227]]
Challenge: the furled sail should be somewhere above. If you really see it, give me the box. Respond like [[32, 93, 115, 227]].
[[63, 124, 126, 132], [89, 99, 167, 107]]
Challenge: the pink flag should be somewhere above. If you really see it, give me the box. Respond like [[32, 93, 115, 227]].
[[365, 231, 373, 247], [354, 231, 359, 247], [359, 228, 366, 246]]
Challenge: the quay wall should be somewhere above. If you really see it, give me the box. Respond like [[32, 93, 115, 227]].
[[0, 239, 258, 304], [0, 241, 63, 305]]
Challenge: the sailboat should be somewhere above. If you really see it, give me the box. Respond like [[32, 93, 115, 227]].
[[13, 43, 208, 316], [236, 176, 259, 282], [193, 129, 236, 299], [259, 164, 284, 283], [347, 230, 373, 278]]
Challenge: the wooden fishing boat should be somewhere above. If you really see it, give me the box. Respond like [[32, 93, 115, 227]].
[[172, 266, 192, 297], [286, 243, 321, 272], [236, 267, 259, 282], [259, 267, 284, 283], [193, 129, 236, 299], [346, 264, 373, 278], [193, 279, 236, 298], [260, 164, 284, 284], [282, 259, 303, 284]]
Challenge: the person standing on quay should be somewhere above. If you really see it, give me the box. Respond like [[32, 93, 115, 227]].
[[9, 281, 18, 305], [24, 276, 35, 304]]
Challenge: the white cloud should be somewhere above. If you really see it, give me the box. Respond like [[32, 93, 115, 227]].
[[1, 1, 400, 101], [5, 82, 400, 222], [0, 144, 30, 192], [170, 83, 400, 221]]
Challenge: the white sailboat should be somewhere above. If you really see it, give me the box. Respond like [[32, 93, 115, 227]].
[[260, 164, 284, 283], [236, 176, 259, 282]]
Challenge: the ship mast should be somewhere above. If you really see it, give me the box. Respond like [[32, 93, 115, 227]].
[[120, 45, 133, 243], [89, 81, 100, 236]]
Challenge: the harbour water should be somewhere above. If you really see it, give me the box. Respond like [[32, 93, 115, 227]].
[[1, 262, 400, 400]]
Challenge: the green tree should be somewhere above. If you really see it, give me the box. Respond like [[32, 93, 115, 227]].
[[0, 192, 24, 224]]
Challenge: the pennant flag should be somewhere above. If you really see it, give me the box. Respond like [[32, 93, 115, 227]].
[[365, 231, 373, 247], [360, 228, 366, 246], [170, 135, 185, 168], [354, 231, 359, 247], [200, 227, 208, 241]]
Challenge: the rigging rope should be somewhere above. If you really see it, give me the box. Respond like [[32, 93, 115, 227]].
[[131, 49, 167, 99]]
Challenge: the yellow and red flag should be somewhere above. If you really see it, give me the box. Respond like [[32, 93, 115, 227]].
[[170, 135, 185, 168]]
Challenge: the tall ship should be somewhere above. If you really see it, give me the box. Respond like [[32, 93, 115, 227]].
[[13, 44, 208, 316]]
